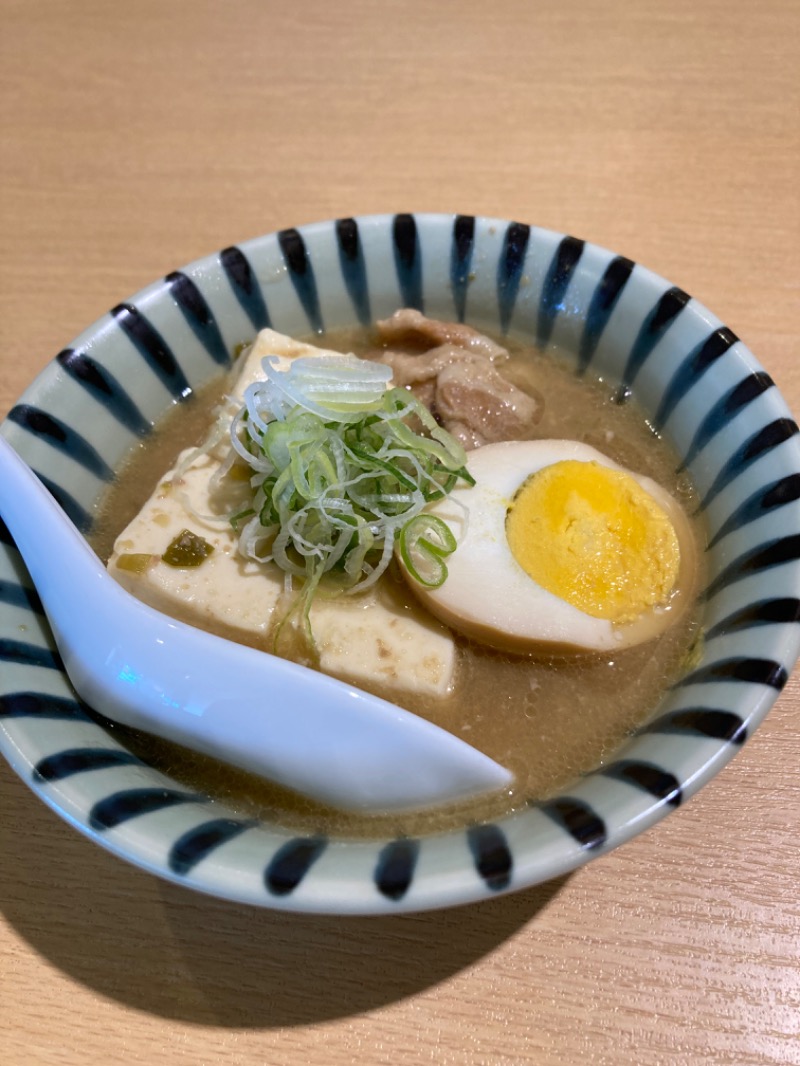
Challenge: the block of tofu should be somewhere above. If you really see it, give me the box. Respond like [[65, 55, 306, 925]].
[[233, 328, 345, 393], [108, 330, 457, 700]]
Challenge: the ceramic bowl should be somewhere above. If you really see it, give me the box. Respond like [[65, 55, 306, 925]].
[[2, 214, 799, 914]]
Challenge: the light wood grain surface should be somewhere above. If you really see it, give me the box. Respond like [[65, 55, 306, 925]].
[[1, 2, 798, 1063]]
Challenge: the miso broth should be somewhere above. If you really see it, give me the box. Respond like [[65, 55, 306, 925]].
[[90, 329, 706, 838]]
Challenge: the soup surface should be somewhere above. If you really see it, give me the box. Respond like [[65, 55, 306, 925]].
[[90, 325, 706, 838]]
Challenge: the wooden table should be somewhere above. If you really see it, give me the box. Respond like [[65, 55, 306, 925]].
[[2, 2, 798, 1063]]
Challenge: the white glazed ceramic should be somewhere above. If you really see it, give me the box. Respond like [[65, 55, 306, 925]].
[[2, 213, 799, 913], [0, 436, 512, 811]]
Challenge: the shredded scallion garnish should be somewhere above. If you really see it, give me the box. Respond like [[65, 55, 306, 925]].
[[227, 351, 470, 644], [398, 515, 458, 588]]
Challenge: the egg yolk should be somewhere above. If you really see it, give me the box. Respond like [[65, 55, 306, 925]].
[[505, 460, 680, 624]]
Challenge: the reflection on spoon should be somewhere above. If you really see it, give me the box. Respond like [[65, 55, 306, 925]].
[[0, 434, 512, 812]]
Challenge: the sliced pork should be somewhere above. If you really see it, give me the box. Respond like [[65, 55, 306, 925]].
[[434, 358, 541, 448], [376, 309, 509, 362], [374, 310, 542, 448]]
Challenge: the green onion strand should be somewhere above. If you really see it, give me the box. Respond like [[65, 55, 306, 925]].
[[229, 352, 470, 637]]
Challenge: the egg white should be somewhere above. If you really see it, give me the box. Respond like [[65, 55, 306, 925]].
[[402, 439, 699, 655]]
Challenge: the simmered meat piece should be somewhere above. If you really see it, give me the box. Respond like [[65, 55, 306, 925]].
[[377, 344, 474, 409], [434, 358, 541, 449], [376, 309, 509, 362], [374, 311, 542, 448]]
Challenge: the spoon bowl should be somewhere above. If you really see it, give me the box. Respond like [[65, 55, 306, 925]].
[[0, 435, 512, 811]]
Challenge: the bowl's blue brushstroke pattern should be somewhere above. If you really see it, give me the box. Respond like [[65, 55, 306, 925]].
[[375, 838, 420, 901], [219, 246, 272, 333], [110, 303, 193, 401], [707, 475, 800, 549], [89, 788, 206, 831], [32, 747, 145, 782], [578, 256, 634, 375], [392, 213, 423, 313], [600, 761, 683, 807], [0, 691, 92, 719], [704, 597, 800, 641], [538, 235, 584, 348], [702, 534, 800, 602], [0, 579, 44, 614], [653, 328, 742, 435], [56, 349, 152, 437], [642, 707, 747, 744], [278, 228, 323, 334], [335, 217, 371, 326], [450, 214, 475, 323], [2, 213, 800, 914], [467, 824, 513, 891], [169, 818, 258, 876], [497, 221, 529, 332], [0, 640, 63, 671], [617, 286, 691, 400], [6, 406, 116, 481], [31, 471, 93, 532], [166, 271, 231, 368], [540, 798, 607, 850], [266, 836, 327, 896]]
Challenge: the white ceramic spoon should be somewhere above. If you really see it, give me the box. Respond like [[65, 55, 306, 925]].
[[0, 434, 512, 811]]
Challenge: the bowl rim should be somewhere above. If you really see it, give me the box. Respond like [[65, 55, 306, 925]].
[[2, 211, 799, 914]]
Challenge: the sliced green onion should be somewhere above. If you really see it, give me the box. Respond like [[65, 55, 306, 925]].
[[227, 352, 472, 643], [249, 354, 393, 424], [346, 444, 419, 491], [398, 515, 457, 588], [229, 507, 255, 530]]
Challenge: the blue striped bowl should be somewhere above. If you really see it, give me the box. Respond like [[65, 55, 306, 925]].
[[2, 214, 799, 913]]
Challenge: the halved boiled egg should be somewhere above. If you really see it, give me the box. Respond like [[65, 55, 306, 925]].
[[401, 440, 699, 655]]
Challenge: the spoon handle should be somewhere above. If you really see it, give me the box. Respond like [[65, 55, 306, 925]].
[[0, 434, 111, 598], [0, 434, 512, 811]]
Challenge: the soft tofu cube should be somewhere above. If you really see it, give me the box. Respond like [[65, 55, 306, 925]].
[[108, 330, 457, 700], [233, 328, 352, 395]]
